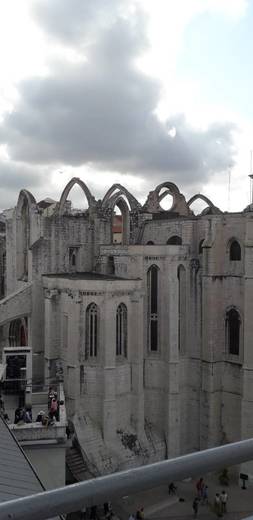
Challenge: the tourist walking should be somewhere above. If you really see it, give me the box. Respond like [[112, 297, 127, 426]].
[[214, 493, 222, 517], [220, 490, 228, 514], [168, 482, 177, 495], [202, 485, 208, 505], [196, 478, 204, 499]]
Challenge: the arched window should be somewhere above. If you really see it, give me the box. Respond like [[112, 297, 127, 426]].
[[226, 308, 240, 355], [147, 265, 159, 351], [167, 235, 182, 245], [230, 240, 241, 261], [86, 303, 98, 358], [116, 303, 127, 357], [199, 239, 205, 254], [146, 241, 154, 245]]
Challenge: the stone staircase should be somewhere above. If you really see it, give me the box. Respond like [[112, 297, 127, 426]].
[[73, 412, 166, 476]]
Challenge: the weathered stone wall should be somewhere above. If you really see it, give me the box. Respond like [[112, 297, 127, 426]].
[[1, 180, 253, 473]]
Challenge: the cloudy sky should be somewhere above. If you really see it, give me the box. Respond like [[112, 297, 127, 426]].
[[0, 0, 252, 211]]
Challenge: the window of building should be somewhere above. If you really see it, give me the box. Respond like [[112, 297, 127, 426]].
[[147, 265, 159, 351], [229, 240, 241, 261], [199, 239, 205, 254], [116, 303, 127, 357], [167, 235, 182, 245], [86, 303, 98, 358], [69, 247, 79, 270], [226, 308, 240, 355]]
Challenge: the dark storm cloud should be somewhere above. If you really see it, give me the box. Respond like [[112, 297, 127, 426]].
[[0, 160, 45, 190], [0, 2, 237, 189]]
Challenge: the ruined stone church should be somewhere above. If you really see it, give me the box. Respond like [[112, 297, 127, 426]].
[[0, 178, 252, 476]]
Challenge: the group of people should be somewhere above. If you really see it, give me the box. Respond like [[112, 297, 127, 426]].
[[12, 387, 60, 427], [213, 491, 228, 517], [35, 387, 60, 427], [14, 405, 32, 424], [193, 477, 228, 518]]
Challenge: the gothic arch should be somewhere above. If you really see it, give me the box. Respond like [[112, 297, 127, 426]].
[[102, 183, 141, 211], [58, 178, 96, 215], [16, 190, 37, 280], [111, 195, 130, 245], [187, 194, 222, 215], [16, 189, 37, 217], [227, 238, 241, 261]]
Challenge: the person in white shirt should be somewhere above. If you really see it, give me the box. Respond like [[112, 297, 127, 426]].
[[221, 490, 228, 514]]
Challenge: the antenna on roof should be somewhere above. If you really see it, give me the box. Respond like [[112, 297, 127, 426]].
[[249, 150, 253, 204]]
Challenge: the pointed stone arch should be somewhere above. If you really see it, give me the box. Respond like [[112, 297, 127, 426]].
[[102, 183, 141, 211], [16, 190, 37, 280], [16, 189, 37, 217], [187, 194, 222, 215], [58, 177, 96, 215], [111, 195, 130, 245]]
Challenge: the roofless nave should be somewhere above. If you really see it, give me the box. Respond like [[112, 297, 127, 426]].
[[0, 177, 252, 483]]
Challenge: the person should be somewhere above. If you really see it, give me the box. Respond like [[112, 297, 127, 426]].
[[192, 497, 199, 518], [104, 503, 109, 516], [136, 508, 144, 520], [42, 413, 50, 427], [202, 485, 208, 505], [50, 397, 58, 420], [14, 407, 23, 424], [48, 387, 55, 409], [196, 478, 204, 499], [80, 505, 86, 520], [214, 493, 222, 518], [36, 410, 45, 422], [24, 406, 32, 423], [168, 482, 177, 495], [220, 490, 228, 514]]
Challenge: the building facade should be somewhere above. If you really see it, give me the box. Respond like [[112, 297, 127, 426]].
[[0, 178, 252, 476]]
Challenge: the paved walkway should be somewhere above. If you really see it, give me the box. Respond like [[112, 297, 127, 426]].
[[116, 476, 253, 520]]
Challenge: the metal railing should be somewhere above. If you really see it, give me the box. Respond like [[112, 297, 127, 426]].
[[0, 438, 253, 520]]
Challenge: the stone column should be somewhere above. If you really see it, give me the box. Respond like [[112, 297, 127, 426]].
[[165, 268, 180, 457], [130, 291, 144, 438], [102, 298, 117, 443]]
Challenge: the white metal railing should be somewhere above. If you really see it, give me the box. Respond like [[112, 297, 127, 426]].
[[0, 438, 253, 520]]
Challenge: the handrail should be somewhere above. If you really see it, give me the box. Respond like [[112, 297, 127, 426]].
[[0, 438, 253, 520]]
